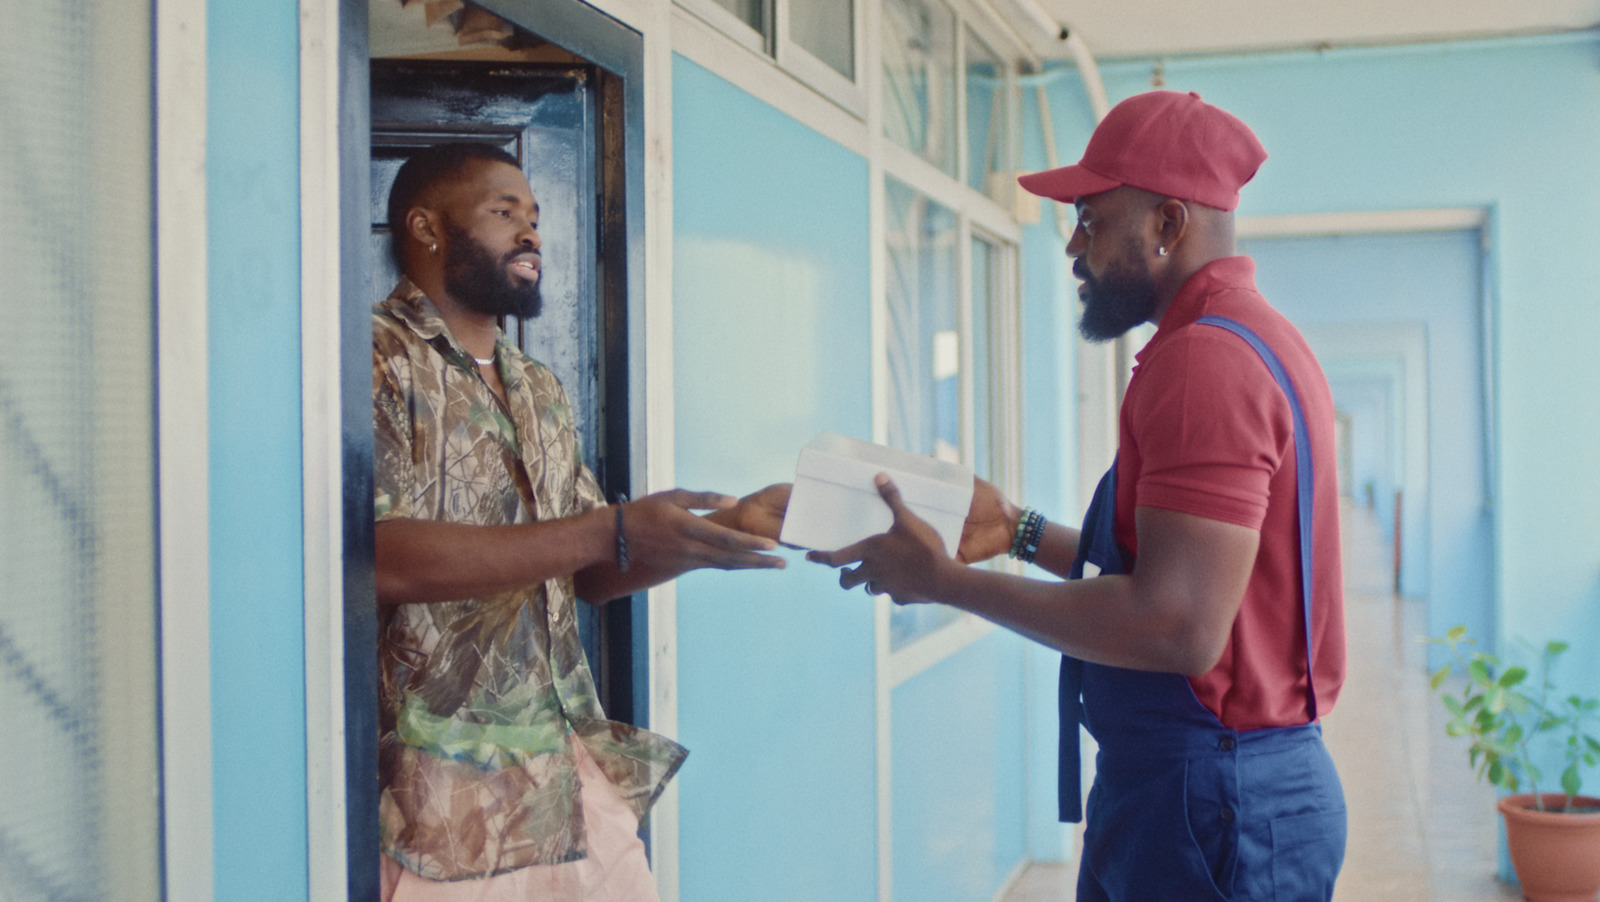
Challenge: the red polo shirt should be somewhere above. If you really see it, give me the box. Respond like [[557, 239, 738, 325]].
[[1113, 256, 1346, 730]]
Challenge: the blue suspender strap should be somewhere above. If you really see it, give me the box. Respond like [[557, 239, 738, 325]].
[[1195, 316, 1319, 720]]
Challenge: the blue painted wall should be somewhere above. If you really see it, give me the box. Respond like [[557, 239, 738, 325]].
[[671, 55, 878, 900], [891, 629, 1028, 901], [1243, 230, 1491, 653], [208, 0, 308, 898]]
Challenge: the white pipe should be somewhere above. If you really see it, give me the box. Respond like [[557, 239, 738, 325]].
[[1007, 0, 1109, 120], [1063, 30, 1110, 122]]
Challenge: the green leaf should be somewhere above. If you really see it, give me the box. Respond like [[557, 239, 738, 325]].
[[1505, 724, 1524, 745], [1547, 640, 1570, 656], [1562, 763, 1582, 798], [1486, 686, 1506, 715], [1499, 666, 1528, 688], [1447, 625, 1468, 642], [1430, 665, 1452, 691], [1469, 659, 1492, 686], [1585, 735, 1600, 755], [1488, 760, 1508, 788]]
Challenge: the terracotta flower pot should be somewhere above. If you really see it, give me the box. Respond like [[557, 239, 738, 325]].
[[1497, 793, 1600, 902]]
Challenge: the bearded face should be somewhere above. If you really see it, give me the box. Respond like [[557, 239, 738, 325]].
[[1074, 235, 1159, 343], [441, 219, 543, 320]]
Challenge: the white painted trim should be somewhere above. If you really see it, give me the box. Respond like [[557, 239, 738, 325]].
[[674, 0, 766, 56], [671, 4, 871, 158], [1236, 207, 1487, 239], [155, 0, 213, 899], [582, 0, 683, 895], [773, 0, 868, 117], [864, 2, 893, 896], [299, 0, 348, 899], [887, 615, 999, 686], [643, 0, 683, 887]]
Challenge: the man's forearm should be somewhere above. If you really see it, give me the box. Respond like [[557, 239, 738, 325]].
[[375, 511, 615, 605], [934, 565, 1210, 673], [931, 507, 1255, 675]]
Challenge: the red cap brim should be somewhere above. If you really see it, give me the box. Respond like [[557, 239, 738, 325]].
[[1017, 164, 1122, 204]]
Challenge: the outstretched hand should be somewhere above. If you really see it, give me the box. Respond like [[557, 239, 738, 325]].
[[706, 483, 791, 543], [957, 476, 1020, 564], [806, 474, 953, 605], [623, 488, 787, 573]]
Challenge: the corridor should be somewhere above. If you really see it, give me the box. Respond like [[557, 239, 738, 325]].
[[1003, 500, 1522, 901]]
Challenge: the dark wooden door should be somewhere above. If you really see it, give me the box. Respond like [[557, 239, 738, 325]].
[[370, 59, 636, 722]]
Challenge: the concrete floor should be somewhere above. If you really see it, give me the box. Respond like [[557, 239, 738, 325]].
[[1001, 501, 1524, 901]]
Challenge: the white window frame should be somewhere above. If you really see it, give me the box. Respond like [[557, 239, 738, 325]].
[[676, 0, 868, 114], [877, 0, 1024, 685], [157, 1, 214, 900]]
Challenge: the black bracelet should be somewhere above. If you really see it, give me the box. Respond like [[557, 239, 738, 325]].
[[614, 494, 630, 573], [1009, 507, 1047, 563]]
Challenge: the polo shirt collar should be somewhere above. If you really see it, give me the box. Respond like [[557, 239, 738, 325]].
[[1137, 255, 1258, 365]]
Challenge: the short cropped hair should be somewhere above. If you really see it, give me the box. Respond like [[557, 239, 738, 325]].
[[386, 142, 521, 269]]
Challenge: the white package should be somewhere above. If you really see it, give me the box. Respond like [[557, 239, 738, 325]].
[[778, 431, 974, 556]]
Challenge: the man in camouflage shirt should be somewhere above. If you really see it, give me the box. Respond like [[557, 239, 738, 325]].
[[373, 143, 786, 901]]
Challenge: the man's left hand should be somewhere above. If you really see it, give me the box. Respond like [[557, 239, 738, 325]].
[[806, 474, 953, 605], [706, 483, 790, 542]]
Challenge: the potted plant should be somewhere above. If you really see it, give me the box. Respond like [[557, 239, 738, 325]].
[[1430, 625, 1600, 902]]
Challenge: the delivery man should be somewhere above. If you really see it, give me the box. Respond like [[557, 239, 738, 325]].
[[810, 90, 1348, 901]]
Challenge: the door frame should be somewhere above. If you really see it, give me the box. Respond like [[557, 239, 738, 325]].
[[301, 0, 656, 899]]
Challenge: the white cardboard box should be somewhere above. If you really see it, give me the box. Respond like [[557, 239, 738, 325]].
[[778, 432, 974, 556]]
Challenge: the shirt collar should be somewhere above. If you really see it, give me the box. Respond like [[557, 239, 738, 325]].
[[1136, 256, 1258, 364], [381, 277, 513, 372]]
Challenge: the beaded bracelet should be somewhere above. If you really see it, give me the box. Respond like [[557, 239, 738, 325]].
[[1008, 507, 1047, 563], [614, 494, 631, 573]]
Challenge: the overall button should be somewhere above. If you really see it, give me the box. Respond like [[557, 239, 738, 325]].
[[1220, 807, 1235, 823], [1218, 736, 1236, 751]]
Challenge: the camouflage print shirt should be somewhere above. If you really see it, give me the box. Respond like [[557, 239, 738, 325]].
[[373, 279, 686, 881]]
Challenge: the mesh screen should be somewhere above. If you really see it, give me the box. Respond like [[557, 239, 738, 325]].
[[0, 2, 160, 899]]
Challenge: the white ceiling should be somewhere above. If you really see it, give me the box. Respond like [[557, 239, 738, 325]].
[[997, 0, 1600, 61]]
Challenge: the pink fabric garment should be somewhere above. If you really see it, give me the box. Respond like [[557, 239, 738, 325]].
[[381, 742, 660, 902]]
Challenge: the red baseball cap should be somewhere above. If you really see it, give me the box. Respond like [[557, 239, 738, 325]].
[[1018, 91, 1266, 211]]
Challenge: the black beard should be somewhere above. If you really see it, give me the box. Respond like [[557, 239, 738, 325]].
[[442, 223, 543, 320], [1075, 251, 1158, 343]]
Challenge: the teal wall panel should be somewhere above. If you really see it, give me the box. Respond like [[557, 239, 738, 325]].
[[208, 0, 307, 898], [671, 55, 878, 901], [891, 629, 1027, 901]]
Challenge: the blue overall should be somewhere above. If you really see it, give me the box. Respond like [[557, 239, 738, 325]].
[[1059, 316, 1346, 901]]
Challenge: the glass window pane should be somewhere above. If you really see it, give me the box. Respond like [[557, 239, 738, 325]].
[[884, 177, 963, 648], [710, 0, 765, 33], [790, 0, 854, 79], [965, 29, 1010, 199], [1, 0, 160, 898], [882, 0, 957, 176]]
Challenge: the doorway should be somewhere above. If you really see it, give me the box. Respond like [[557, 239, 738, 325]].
[[345, 1, 649, 896]]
